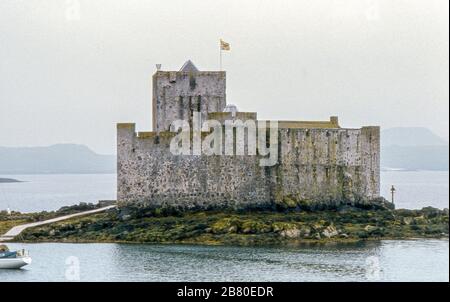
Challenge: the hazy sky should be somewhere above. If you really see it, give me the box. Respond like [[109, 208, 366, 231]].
[[0, 0, 448, 154]]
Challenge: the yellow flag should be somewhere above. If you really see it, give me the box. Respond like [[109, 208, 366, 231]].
[[220, 39, 230, 51]]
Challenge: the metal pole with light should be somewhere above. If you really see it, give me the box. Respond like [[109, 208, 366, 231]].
[[390, 185, 396, 204]]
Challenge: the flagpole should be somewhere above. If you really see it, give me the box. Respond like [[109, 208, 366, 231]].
[[219, 44, 222, 71]]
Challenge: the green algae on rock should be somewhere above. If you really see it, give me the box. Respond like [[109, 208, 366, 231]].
[[17, 205, 449, 245]]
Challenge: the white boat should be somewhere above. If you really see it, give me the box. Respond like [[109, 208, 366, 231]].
[[0, 245, 32, 269]]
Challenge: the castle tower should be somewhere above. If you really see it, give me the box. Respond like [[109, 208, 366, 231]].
[[152, 60, 227, 132]]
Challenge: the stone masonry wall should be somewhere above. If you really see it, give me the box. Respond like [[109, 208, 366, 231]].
[[117, 123, 380, 209], [274, 127, 380, 207]]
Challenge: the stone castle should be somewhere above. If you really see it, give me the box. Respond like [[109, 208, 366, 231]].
[[117, 61, 381, 210]]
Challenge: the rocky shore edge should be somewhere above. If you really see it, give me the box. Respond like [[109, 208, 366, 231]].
[[3, 202, 448, 245]]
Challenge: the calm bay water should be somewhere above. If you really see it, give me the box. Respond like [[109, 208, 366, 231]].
[[0, 171, 448, 282], [381, 170, 449, 210], [1, 240, 448, 282], [0, 174, 116, 213]]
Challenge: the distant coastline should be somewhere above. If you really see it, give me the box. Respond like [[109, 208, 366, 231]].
[[0, 144, 116, 174], [0, 178, 22, 183]]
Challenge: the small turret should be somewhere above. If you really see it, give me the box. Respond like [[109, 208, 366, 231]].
[[179, 60, 199, 72]]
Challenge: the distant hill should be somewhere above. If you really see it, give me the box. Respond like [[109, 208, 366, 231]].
[[381, 127, 449, 171], [382, 127, 448, 147], [0, 144, 116, 174], [382, 145, 449, 171]]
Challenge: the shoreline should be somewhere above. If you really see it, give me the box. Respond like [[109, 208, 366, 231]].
[[4, 204, 447, 246], [13, 235, 449, 246]]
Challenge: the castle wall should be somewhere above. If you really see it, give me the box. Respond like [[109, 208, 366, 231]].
[[117, 123, 380, 209], [274, 127, 380, 207], [118, 123, 270, 209]]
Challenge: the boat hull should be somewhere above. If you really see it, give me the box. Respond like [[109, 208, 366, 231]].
[[0, 257, 32, 269]]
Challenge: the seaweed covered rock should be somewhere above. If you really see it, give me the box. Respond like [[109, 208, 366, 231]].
[[16, 204, 449, 245]]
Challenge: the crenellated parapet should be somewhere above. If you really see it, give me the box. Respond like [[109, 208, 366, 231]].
[[278, 116, 340, 129]]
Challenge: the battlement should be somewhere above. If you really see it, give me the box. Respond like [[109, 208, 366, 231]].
[[137, 131, 177, 139], [154, 71, 226, 78], [207, 111, 258, 123], [278, 116, 340, 129], [117, 123, 136, 129]]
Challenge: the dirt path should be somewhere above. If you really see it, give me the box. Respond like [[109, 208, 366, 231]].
[[0, 205, 116, 242]]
